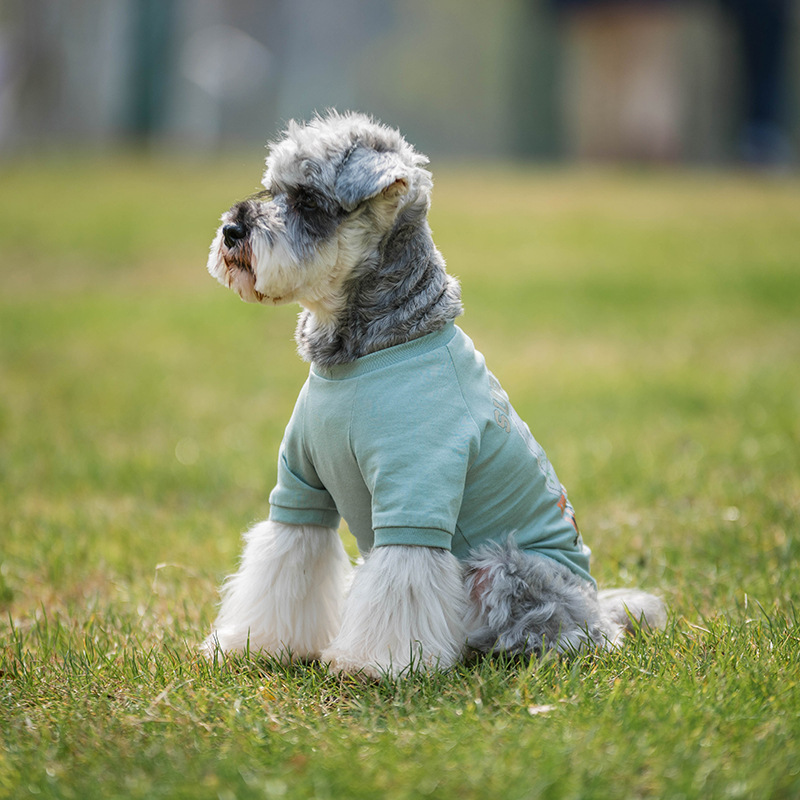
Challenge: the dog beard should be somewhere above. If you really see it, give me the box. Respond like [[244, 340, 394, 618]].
[[207, 215, 342, 307]]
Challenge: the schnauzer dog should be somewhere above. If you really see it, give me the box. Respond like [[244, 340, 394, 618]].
[[204, 111, 665, 678]]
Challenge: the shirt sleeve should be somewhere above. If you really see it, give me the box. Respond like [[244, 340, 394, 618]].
[[268, 385, 341, 530], [351, 352, 481, 550]]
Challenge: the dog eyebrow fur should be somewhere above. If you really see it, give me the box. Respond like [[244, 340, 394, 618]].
[[335, 143, 359, 178], [249, 188, 273, 202]]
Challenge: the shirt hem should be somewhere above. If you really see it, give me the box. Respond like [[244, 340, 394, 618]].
[[374, 526, 453, 550], [269, 505, 341, 529]]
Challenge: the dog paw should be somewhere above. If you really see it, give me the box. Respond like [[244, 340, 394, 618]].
[[201, 628, 324, 664], [199, 632, 231, 662], [324, 656, 382, 682], [321, 647, 386, 680]]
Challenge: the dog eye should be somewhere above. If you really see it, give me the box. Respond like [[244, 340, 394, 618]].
[[297, 195, 319, 212]]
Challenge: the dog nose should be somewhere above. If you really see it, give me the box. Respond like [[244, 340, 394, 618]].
[[222, 223, 247, 248]]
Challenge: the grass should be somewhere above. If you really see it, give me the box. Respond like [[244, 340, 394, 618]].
[[1, 153, 799, 799]]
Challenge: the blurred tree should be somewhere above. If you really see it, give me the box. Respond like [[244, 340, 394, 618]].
[[720, 0, 794, 165], [126, 0, 176, 142]]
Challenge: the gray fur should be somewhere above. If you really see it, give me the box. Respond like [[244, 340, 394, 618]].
[[295, 196, 462, 365], [334, 146, 408, 211], [465, 538, 612, 656]]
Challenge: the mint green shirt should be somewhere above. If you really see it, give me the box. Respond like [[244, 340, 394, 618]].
[[269, 322, 593, 585]]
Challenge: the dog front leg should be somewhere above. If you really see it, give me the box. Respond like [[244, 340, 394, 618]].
[[321, 545, 469, 679], [202, 520, 352, 661]]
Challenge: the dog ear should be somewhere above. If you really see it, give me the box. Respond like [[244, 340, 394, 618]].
[[335, 147, 410, 212]]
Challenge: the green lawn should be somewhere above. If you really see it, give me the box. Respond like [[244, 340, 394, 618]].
[[1, 155, 799, 799]]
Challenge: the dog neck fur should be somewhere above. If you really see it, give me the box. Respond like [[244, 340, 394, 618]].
[[295, 189, 463, 367]]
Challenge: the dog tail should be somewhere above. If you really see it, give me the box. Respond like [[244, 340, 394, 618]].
[[598, 588, 667, 634]]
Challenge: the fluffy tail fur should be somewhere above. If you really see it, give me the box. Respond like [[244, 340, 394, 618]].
[[597, 587, 667, 634]]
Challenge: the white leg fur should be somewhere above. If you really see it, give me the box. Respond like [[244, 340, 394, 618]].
[[202, 520, 352, 661], [322, 545, 469, 679]]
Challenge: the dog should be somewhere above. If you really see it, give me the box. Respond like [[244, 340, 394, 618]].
[[203, 111, 666, 678]]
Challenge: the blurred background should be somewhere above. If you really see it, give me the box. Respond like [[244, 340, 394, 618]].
[[2, 1, 800, 722], [1, 0, 798, 166]]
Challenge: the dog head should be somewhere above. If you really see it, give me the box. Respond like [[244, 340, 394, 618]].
[[207, 111, 433, 318]]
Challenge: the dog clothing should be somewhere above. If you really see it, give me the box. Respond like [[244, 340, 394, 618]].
[[269, 321, 594, 585]]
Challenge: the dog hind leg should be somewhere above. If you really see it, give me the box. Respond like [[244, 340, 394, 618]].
[[465, 539, 614, 655]]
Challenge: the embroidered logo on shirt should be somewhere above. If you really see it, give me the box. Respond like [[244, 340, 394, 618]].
[[488, 373, 511, 433]]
